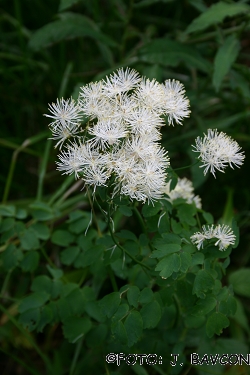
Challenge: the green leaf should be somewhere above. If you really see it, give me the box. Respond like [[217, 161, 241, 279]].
[[140, 301, 161, 329], [85, 301, 106, 323], [20, 251, 39, 272], [116, 230, 137, 242], [193, 269, 214, 298], [111, 320, 128, 345], [138, 38, 211, 73], [51, 230, 75, 247], [219, 295, 237, 316], [127, 286, 140, 308], [180, 252, 192, 273], [138, 288, 154, 304], [60, 283, 78, 298], [99, 292, 121, 318], [142, 201, 162, 217], [155, 253, 181, 279], [20, 228, 40, 250], [118, 205, 133, 217], [206, 312, 230, 338], [185, 2, 250, 34], [19, 292, 50, 313], [51, 279, 63, 299], [192, 252, 204, 266], [62, 316, 92, 343], [29, 13, 116, 51], [229, 268, 250, 298], [0, 205, 16, 217], [30, 222, 50, 240], [202, 212, 214, 224], [112, 304, 129, 322], [29, 201, 54, 221], [62, 287, 86, 316], [60, 246, 80, 265], [59, 0, 80, 11], [2, 244, 23, 270], [15, 208, 27, 219], [68, 213, 92, 234], [191, 295, 217, 316], [31, 275, 52, 295], [213, 35, 240, 92], [0, 217, 15, 233], [86, 324, 108, 348], [47, 265, 63, 279], [74, 245, 103, 268], [177, 204, 196, 226], [37, 305, 54, 332], [185, 314, 206, 329], [19, 308, 40, 332], [171, 218, 182, 234], [233, 298, 250, 334], [151, 243, 181, 258], [124, 311, 143, 347]]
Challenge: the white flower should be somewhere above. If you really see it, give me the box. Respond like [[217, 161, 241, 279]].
[[88, 120, 128, 150], [49, 122, 80, 149], [83, 165, 109, 192], [134, 78, 165, 113], [56, 146, 83, 178], [163, 177, 202, 209], [46, 68, 193, 201], [126, 107, 164, 135], [109, 93, 138, 122], [190, 232, 206, 250], [213, 224, 236, 251], [161, 80, 191, 125], [191, 224, 236, 251], [192, 129, 245, 177], [44, 98, 82, 129], [103, 67, 141, 96]]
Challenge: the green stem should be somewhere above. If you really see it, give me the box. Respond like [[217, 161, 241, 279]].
[[69, 337, 84, 375], [120, 0, 134, 61], [1, 270, 12, 295], [87, 190, 102, 237], [59, 62, 73, 98], [132, 205, 154, 252], [37, 140, 52, 201], [107, 204, 151, 270], [0, 138, 39, 156], [108, 265, 118, 292], [48, 174, 75, 205], [173, 160, 199, 172], [2, 132, 49, 203]]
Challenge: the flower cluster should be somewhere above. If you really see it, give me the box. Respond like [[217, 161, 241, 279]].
[[163, 177, 202, 209], [45, 68, 190, 202], [190, 224, 236, 251], [192, 129, 245, 177]]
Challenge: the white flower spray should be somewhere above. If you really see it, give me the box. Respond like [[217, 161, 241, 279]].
[[45, 68, 244, 250], [45, 68, 190, 202]]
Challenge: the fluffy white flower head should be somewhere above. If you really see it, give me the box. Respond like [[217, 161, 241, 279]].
[[163, 177, 202, 209], [45, 98, 82, 130], [45, 67, 191, 202], [191, 224, 236, 251], [192, 129, 245, 177]]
